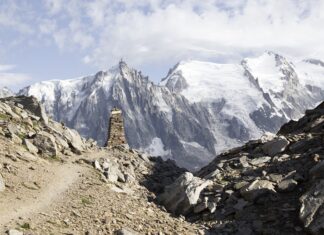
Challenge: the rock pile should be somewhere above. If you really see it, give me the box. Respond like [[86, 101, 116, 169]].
[[0, 96, 96, 160], [158, 101, 324, 234], [88, 144, 186, 196]]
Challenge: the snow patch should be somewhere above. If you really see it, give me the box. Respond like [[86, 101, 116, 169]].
[[143, 137, 170, 157]]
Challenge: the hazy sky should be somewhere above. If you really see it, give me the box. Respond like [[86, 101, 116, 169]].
[[1, 0, 324, 90]]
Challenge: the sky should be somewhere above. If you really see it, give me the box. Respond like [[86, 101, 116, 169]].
[[0, 0, 324, 91]]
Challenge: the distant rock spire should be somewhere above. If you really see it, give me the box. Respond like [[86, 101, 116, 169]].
[[119, 58, 127, 68]]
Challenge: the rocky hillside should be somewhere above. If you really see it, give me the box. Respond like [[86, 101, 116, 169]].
[[0, 96, 95, 157], [158, 101, 324, 234], [0, 96, 205, 234], [19, 52, 324, 170]]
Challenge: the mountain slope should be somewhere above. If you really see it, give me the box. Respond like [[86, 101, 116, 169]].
[[20, 53, 324, 170], [0, 86, 14, 98], [20, 62, 216, 170]]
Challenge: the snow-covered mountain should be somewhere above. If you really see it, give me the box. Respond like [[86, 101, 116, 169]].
[[19, 52, 324, 170], [0, 86, 14, 98]]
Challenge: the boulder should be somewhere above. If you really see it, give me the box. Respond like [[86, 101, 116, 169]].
[[240, 180, 276, 202], [157, 172, 211, 215], [260, 132, 276, 143], [277, 179, 298, 192], [249, 156, 271, 166], [300, 180, 324, 234], [7, 229, 23, 235], [0, 174, 5, 192], [309, 161, 324, 179], [23, 139, 38, 154], [63, 128, 84, 154], [262, 136, 289, 156], [32, 131, 57, 157], [102, 159, 125, 183]]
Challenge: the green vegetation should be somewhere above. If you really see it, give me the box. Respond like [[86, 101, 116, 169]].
[[81, 197, 92, 205], [20, 222, 31, 229], [0, 113, 9, 120]]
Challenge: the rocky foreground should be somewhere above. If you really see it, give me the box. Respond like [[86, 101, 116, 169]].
[[0, 95, 323, 235], [0, 96, 203, 234], [158, 101, 324, 235]]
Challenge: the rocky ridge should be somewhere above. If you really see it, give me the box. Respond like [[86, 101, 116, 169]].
[[0, 96, 95, 158], [158, 101, 324, 234]]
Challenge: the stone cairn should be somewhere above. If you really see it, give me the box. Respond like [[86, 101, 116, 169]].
[[106, 107, 127, 147]]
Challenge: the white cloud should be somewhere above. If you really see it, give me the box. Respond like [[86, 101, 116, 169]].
[[0, 1, 34, 34], [36, 0, 324, 68], [0, 64, 32, 88], [2, 0, 324, 76], [0, 64, 15, 72]]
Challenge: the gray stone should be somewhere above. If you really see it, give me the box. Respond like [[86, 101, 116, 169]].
[[277, 179, 298, 192], [205, 169, 221, 179], [53, 134, 70, 149], [300, 180, 324, 234], [116, 228, 139, 235], [194, 201, 208, 213], [240, 180, 276, 201], [289, 139, 315, 153], [249, 156, 271, 166], [260, 132, 276, 143], [239, 156, 250, 167], [94, 160, 102, 172], [233, 199, 248, 211], [234, 181, 249, 190], [102, 159, 125, 183], [0, 174, 5, 192], [158, 172, 211, 215], [63, 128, 84, 154], [32, 131, 57, 157], [7, 229, 23, 235], [24, 139, 38, 154], [268, 174, 283, 183], [309, 161, 324, 179], [262, 136, 289, 156], [207, 201, 217, 213]]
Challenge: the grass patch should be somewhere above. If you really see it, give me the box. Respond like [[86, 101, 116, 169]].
[[0, 113, 9, 120], [20, 222, 31, 229], [81, 197, 92, 205], [17, 132, 26, 140]]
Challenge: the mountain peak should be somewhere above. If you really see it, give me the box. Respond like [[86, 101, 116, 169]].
[[0, 86, 14, 98], [119, 58, 128, 70]]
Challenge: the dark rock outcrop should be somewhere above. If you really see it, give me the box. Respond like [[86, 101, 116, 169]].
[[158, 101, 324, 234]]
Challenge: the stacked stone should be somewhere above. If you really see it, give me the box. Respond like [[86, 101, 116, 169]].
[[106, 108, 127, 147]]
